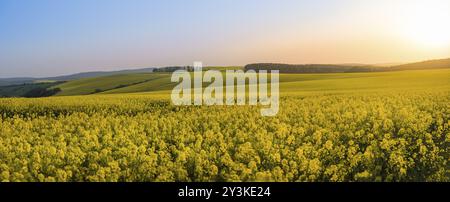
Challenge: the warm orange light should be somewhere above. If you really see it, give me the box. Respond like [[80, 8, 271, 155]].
[[400, 1, 450, 48]]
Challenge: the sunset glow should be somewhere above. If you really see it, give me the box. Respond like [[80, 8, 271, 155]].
[[400, 0, 450, 48], [0, 0, 449, 77]]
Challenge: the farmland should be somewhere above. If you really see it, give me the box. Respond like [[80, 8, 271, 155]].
[[0, 69, 449, 182]]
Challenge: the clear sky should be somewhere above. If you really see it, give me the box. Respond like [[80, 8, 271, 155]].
[[1, 0, 449, 77]]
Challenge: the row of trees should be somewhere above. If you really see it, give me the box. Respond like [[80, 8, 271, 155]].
[[244, 63, 378, 73]]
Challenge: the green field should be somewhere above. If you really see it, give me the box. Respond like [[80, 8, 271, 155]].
[[53, 73, 169, 96], [279, 69, 450, 95], [50, 68, 450, 96], [0, 69, 448, 182]]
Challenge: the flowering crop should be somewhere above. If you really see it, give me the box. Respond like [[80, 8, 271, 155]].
[[0, 90, 448, 182]]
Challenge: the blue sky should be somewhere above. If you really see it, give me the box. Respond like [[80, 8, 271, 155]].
[[1, 0, 449, 77]]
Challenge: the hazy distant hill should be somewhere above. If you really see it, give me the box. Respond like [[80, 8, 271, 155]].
[[0, 81, 64, 97], [46, 67, 155, 81], [0, 77, 38, 86], [245, 58, 450, 73], [0, 67, 154, 86], [389, 58, 450, 71]]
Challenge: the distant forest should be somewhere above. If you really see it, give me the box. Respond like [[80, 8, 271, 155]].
[[153, 66, 197, 72], [245, 58, 450, 73]]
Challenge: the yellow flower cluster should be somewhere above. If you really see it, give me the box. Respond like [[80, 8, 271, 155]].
[[0, 91, 448, 182]]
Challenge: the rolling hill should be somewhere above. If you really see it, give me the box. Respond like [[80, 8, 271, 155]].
[[245, 58, 450, 73], [0, 66, 242, 86], [54, 69, 450, 96], [0, 81, 64, 97], [0, 67, 155, 87], [389, 58, 450, 70], [52, 73, 168, 96], [1, 59, 449, 97], [0, 77, 37, 86], [52, 67, 244, 96]]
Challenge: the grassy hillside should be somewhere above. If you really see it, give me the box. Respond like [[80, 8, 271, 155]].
[[0, 81, 63, 97], [0, 68, 155, 87], [53, 67, 243, 96], [279, 69, 450, 95], [49, 68, 450, 96], [53, 73, 168, 96], [101, 74, 174, 94], [389, 58, 450, 71]]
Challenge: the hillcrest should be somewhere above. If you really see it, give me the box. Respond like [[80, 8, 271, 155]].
[[171, 62, 279, 116]]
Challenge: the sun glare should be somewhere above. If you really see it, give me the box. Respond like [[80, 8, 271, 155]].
[[401, 1, 450, 48]]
